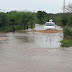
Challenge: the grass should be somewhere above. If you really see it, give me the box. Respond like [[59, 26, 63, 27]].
[[60, 39, 72, 47]]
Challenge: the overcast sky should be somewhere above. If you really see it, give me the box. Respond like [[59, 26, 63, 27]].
[[0, 0, 72, 13]]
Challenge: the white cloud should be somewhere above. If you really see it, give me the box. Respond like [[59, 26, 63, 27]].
[[0, 0, 71, 13]]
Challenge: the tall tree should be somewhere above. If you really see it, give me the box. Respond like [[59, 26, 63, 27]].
[[37, 11, 48, 24]]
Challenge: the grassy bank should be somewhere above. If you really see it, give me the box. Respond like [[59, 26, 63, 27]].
[[60, 38, 72, 47], [60, 27, 72, 47]]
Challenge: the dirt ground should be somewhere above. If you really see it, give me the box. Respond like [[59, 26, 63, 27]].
[[34, 29, 63, 33], [18, 29, 63, 33], [0, 33, 8, 40]]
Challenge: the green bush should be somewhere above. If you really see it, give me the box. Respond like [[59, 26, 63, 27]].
[[60, 39, 72, 47], [63, 27, 72, 37]]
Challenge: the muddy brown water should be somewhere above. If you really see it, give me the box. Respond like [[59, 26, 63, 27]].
[[0, 25, 72, 72]]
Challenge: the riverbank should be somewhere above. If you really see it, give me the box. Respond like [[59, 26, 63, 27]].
[[0, 33, 9, 40], [18, 29, 63, 33], [34, 29, 63, 33], [60, 37, 72, 47]]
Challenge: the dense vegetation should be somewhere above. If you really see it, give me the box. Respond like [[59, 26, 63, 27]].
[[0, 10, 72, 32], [0, 11, 37, 32], [60, 39, 72, 47], [60, 13, 72, 47]]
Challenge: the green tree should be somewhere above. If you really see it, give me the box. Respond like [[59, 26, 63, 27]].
[[61, 16, 68, 27], [37, 11, 48, 24]]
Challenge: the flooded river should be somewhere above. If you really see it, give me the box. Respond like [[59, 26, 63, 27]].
[[0, 25, 72, 72]]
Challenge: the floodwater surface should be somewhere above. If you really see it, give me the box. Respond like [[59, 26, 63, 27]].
[[0, 25, 72, 72]]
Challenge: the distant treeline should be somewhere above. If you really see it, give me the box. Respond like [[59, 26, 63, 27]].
[[0, 10, 72, 32]]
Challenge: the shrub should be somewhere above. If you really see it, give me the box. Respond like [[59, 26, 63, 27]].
[[60, 39, 72, 47], [63, 27, 72, 37]]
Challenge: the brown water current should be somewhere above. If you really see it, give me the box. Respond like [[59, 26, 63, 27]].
[[0, 25, 72, 72]]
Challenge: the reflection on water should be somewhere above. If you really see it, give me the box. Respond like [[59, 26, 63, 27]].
[[0, 31, 63, 59], [1, 25, 72, 72], [14, 32, 63, 48], [0, 31, 63, 62]]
